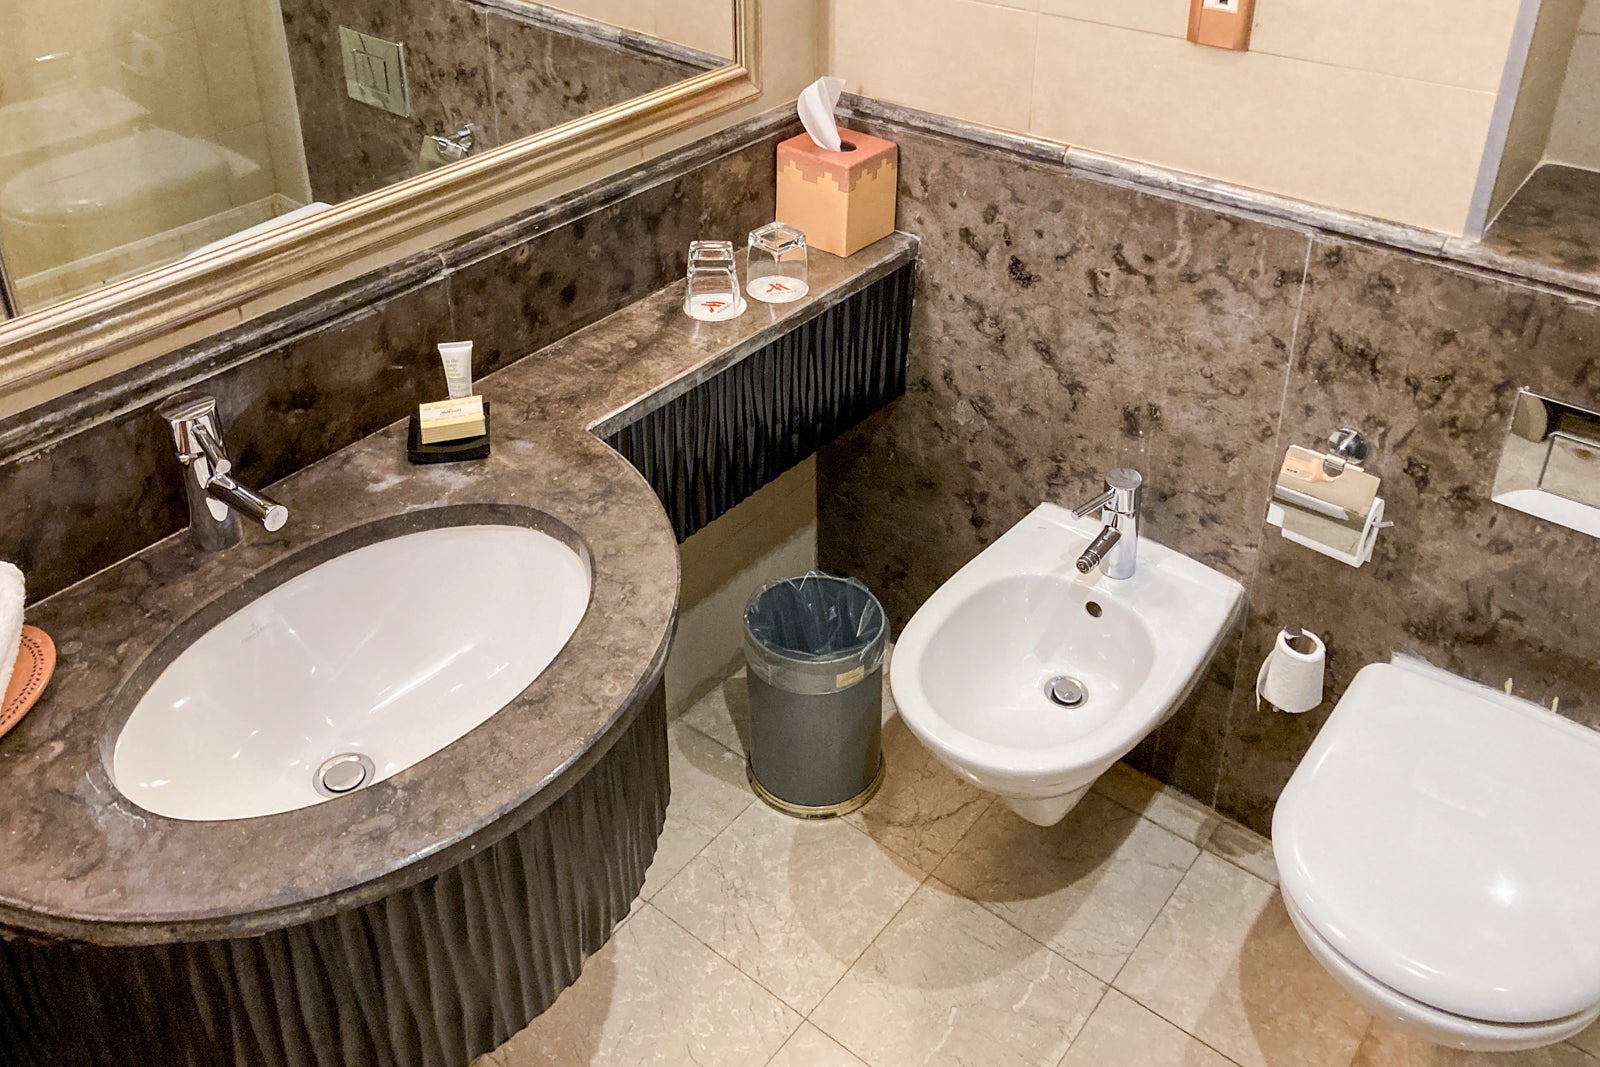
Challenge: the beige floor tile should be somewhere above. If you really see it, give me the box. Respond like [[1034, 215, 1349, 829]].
[[767, 1022, 872, 1067], [1116, 852, 1370, 1067], [639, 722, 755, 900], [934, 793, 1198, 982], [1061, 988, 1239, 1067], [652, 802, 924, 1013], [1351, 1021, 1600, 1066], [811, 880, 1104, 1067], [845, 715, 993, 873], [680, 670, 751, 756], [1573, 1020, 1600, 1058], [493, 904, 801, 1066], [1203, 819, 1280, 887], [1093, 762, 1221, 847]]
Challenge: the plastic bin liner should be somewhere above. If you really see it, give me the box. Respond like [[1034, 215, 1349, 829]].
[[743, 572, 888, 696]]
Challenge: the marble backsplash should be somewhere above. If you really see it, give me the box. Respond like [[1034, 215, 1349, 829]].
[[817, 107, 1600, 834], [278, 0, 706, 203], [0, 112, 789, 603]]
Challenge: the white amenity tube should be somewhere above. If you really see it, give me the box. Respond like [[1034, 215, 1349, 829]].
[[437, 341, 474, 399]]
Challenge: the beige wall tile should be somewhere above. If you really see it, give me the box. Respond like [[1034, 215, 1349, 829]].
[[811, 880, 1103, 1067], [492, 904, 801, 1066], [1062, 989, 1237, 1067], [934, 794, 1198, 982], [652, 802, 923, 1012], [198, 18, 265, 132], [1491, 0, 1583, 214], [1116, 852, 1370, 1067], [1251, 0, 1521, 91], [832, 0, 1039, 133], [1039, 0, 1188, 37], [1031, 16, 1498, 234], [1549, 30, 1600, 169]]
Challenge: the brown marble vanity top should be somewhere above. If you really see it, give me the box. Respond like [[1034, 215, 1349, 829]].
[[0, 233, 918, 945]]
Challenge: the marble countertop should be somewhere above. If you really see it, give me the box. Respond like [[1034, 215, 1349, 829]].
[[0, 233, 918, 945]]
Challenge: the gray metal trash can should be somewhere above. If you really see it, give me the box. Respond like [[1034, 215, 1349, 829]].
[[743, 572, 888, 818]]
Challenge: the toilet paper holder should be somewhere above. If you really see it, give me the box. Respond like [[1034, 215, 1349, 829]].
[[1266, 426, 1390, 568]]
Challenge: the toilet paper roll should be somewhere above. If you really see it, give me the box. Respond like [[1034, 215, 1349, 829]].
[[1256, 628, 1325, 714]]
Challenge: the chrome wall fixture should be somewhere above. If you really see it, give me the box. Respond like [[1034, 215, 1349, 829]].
[[1493, 388, 1600, 539]]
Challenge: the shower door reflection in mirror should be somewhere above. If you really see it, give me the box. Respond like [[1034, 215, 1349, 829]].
[[0, 0, 733, 315]]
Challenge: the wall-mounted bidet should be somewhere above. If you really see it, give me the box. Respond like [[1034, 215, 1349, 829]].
[[1274, 656, 1600, 1052], [889, 477, 1243, 826]]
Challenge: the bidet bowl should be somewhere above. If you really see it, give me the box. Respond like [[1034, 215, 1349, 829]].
[[890, 502, 1242, 825]]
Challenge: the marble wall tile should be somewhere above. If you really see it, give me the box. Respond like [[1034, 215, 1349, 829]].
[[818, 124, 1309, 619], [443, 128, 780, 379], [1217, 239, 1600, 830], [816, 110, 1600, 836], [0, 118, 781, 603], [489, 13, 695, 145], [278, 0, 696, 203]]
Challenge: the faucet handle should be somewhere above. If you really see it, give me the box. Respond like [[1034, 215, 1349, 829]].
[[157, 393, 232, 477]]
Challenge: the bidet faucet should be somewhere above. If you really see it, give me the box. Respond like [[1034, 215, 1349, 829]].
[[157, 393, 288, 552], [1070, 468, 1142, 580]]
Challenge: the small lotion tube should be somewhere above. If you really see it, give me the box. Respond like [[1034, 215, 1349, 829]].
[[437, 341, 474, 399]]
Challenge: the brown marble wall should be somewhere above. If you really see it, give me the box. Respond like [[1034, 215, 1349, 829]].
[[817, 116, 1600, 834], [277, 0, 703, 203], [0, 113, 790, 603]]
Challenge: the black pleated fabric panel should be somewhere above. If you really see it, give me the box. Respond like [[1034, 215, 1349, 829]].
[[0, 687, 668, 1067], [605, 263, 915, 542]]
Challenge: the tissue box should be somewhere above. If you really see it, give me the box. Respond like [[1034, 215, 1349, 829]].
[[776, 128, 897, 258]]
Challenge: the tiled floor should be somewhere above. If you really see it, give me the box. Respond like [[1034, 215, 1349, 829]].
[[479, 670, 1600, 1067]]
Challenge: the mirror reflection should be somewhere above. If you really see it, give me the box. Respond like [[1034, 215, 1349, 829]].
[[0, 0, 733, 316]]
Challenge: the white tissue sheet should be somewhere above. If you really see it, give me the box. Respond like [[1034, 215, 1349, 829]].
[[0, 562, 22, 700], [798, 76, 847, 151]]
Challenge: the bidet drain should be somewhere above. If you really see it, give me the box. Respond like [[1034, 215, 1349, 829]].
[[315, 752, 375, 797], [1046, 676, 1088, 708]]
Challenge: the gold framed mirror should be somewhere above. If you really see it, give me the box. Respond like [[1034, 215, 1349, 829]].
[[0, 0, 759, 414]]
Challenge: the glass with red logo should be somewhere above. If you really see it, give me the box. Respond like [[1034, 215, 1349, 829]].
[[746, 222, 808, 304]]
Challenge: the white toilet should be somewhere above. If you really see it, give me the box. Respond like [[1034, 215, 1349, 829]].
[[889, 501, 1243, 826], [0, 128, 245, 277], [1274, 656, 1600, 1051]]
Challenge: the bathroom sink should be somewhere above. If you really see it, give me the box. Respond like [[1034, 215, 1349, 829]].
[[891, 502, 1243, 825], [112, 524, 590, 821]]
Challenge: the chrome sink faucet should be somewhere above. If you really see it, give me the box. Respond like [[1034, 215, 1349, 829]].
[[157, 394, 288, 552], [1070, 468, 1143, 579]]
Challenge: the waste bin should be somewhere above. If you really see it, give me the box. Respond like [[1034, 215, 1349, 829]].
[[743, 572, 888, 818]]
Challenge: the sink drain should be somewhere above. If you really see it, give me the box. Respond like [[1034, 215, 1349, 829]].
[[1046, 676, 1088, 708], [314, 752, 375, 797]]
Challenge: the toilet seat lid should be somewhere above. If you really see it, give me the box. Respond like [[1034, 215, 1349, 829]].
[[1273, 658, 1600, 1025]]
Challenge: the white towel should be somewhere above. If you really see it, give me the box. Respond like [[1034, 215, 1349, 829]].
[[0, 562, 22, 700]]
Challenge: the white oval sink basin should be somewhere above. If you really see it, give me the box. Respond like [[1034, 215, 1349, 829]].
[[112, 524, 590, 821]]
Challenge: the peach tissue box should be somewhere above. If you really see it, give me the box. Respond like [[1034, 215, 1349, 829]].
[[776, 127, 897, 258]]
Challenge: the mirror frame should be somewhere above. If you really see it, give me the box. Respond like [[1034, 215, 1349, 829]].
[[0, 0, 760, 415]]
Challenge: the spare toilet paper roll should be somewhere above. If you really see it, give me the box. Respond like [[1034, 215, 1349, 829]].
[[1256, 627, 1325, 714]]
